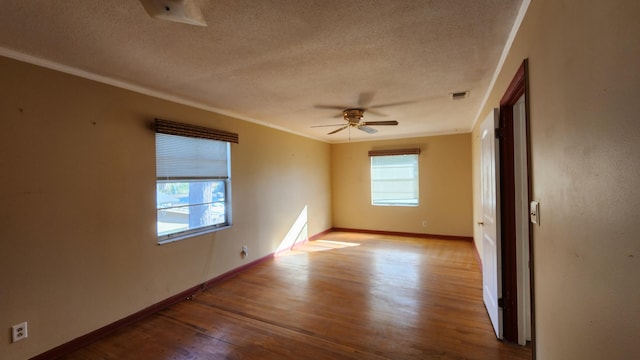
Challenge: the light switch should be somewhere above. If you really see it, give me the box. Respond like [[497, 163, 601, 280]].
[[530, 201, 540, 225]]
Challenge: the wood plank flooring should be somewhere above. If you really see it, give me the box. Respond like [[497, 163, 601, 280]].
[[62, 232, 531, 359]]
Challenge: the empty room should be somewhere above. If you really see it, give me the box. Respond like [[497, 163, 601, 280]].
[[1, 1, 638, 359]]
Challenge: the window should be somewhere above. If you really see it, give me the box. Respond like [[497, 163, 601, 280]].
[[369, 149, 420, 206], [155, 119, 238, 243]]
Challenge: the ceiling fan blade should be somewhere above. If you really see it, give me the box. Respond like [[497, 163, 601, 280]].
[[314, 104, 348, 110], [311, 124, 346, 128], [328, 125, 349, 135], [358, 126, 378, 134], [365, 108, 388, 117], [361, 120, 399, 126], [357, 91, 376, 108], [315, 104, 348, 118], [368, 100, 415, 109]]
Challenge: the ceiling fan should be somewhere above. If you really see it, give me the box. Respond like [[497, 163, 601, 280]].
[[313, 92, 410, 135], [312, 108, 398, 135]]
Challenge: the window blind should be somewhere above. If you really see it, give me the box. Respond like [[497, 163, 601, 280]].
[[368, 148, 421, 157], [370, 153, 420, 206], [155, 118, 239, 144], [155, 118, 237, 180], [156, 133, 229, 179]]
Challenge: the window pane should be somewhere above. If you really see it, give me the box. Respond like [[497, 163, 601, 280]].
[[156, 180, 227, 237], [371, 154, 419, 206]]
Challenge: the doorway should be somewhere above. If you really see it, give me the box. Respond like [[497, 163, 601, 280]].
[[498, 59, 534, 347]]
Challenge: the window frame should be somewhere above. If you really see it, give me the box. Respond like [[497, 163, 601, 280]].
[[155, 119, 237, 244], [369, 149, 420, 207]]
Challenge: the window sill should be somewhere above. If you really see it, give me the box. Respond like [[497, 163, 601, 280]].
[[372, 203, 419, 207], [157, 224, 232, 245]]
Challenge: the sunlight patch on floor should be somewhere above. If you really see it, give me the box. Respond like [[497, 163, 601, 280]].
[[277, 239, 361, 257], [315, 240, 361, 248]]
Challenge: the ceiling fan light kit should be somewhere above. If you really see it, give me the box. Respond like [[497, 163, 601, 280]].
[[343, 108, 365, 121]]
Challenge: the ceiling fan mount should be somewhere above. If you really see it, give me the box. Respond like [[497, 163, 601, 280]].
[[343, 108, 365, 123]]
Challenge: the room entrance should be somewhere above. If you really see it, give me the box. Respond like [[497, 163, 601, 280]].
[[481, 59, 534, 348]]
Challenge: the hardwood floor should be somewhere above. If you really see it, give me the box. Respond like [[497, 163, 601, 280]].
[[62, 232, 531, 359]]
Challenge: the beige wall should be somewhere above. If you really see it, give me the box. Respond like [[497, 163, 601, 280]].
[[472, 0, 640, 358], [6, 1, 640, 358], [331, 134, 472, 237], [0, 56, 332, 359]]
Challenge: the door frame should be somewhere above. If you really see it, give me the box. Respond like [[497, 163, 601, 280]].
[[498, 59, 535, 350]]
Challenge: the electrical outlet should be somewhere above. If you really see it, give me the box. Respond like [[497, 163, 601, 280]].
[[241, 245, 248, 257], [422, 220, 428, 227], [12, 322, 28, 343]]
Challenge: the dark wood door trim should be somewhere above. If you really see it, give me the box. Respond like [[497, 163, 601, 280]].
[[499, 98, 518, 342], [498, 59, 534, 350]]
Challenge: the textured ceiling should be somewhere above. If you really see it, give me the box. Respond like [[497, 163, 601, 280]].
[[0, 0, 524, 142]]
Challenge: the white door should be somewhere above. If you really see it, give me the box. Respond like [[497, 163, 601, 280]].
[[481, 108, 503, 339]]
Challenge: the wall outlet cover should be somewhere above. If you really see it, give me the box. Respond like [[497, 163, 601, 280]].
[[12, 322, 28, 343]]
